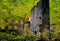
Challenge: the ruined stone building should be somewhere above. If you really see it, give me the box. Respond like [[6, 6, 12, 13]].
[[29, 0, 49, 34]]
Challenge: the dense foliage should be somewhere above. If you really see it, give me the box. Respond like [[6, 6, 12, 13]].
[[50, 0, 60, 35], [0, 32, 40, 41], [0, 0, 40, 28]]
